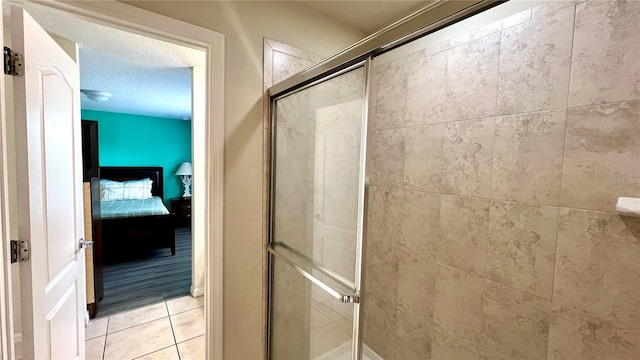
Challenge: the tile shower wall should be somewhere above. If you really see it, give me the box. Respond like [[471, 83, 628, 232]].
[[364, 1, 640, 359]]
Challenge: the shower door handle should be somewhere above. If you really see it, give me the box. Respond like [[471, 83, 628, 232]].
[[268, 245, 360, 304]]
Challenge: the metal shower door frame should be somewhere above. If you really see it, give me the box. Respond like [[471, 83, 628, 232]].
[[266, 58, 371, 360]]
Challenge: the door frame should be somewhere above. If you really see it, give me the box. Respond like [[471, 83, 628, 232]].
[[0, 1, 225, 359]]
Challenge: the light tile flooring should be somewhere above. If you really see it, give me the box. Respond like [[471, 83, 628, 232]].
[[86, 295, 204, 360]]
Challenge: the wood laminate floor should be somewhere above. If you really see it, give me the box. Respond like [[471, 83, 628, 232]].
[[96, 227, 192, 318]]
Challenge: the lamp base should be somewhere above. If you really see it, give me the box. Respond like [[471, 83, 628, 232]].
[[180, 175, 192, 198]]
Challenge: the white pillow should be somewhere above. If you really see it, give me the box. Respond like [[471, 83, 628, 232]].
[[100, 179, 122, 201], [100, 178, 153, 201], [123, 178, 153, 200]]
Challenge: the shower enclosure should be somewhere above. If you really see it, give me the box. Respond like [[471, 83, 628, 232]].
[[267, 1, 640, 359]]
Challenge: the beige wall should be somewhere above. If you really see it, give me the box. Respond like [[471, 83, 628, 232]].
[[124, 2, 364, 358], [364, 1, 640, 359]]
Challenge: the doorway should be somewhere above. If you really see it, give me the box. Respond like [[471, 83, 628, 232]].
[[0, 0, 224, 359]]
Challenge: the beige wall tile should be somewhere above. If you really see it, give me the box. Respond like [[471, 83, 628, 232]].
[[322, 237, 356, 283], [275, 121, 310, 190], [492, 110, 566, 205], [274, 187, 310, 254], [403, 124, 444, 193], [553, 209, 640, 329], [270, 260, 310, 360], [363, 296, 397, 360], [479, 281, 551, 360], [487, 201, 559, 299], [433, 265, 485, 353], [367, 187, 403, 255], [438, 195, 491, 276], [497, 6, 574, 115], [400, 190, 440, 261], [406, 51, 448, 126], [364, 245, 398, 307], [394, 314, 433, 360], [272, 51, 316, 85], [397, 252, 437, 324], [432, 330, 479, 360], [374, 58, 410, 130], [442, 118, 495, 198], [548, 304, 640, 360], [372, 129, 405, 188], [471, 9, 532, 40], [569, 1, 640, 107], [531, 1, 578, 20], [561, 101, 640, 211], [445, 33, 500, 121]]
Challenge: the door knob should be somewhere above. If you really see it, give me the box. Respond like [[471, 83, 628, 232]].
[[78, 238, 94, 250]]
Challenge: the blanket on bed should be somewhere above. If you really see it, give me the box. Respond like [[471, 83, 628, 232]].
[[100, 196, 170, 219]]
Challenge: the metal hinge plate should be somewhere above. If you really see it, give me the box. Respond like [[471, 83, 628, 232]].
[[10, 240, 29, 263], [3, 46, 23, 76]]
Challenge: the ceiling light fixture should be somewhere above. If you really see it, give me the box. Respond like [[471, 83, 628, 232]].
[[81, 89, 112, 103]]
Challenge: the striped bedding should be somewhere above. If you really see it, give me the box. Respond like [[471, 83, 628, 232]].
[[100, 196, 170, 219]]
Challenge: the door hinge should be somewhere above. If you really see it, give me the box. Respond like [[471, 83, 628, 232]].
[[3, 46, 23, 76], [10, 240, 29, 263]]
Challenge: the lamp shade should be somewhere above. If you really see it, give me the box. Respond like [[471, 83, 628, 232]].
[[175, 162, 192, 176]]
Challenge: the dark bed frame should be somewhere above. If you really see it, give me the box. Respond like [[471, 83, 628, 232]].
[[99, 166, 175, 264]]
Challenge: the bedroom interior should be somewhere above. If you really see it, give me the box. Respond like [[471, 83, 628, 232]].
[[6, 3, 208, 358], [79, 71, 195, 317]]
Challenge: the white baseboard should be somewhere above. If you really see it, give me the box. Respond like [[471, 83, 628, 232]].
[[190, 286, 204, 297]]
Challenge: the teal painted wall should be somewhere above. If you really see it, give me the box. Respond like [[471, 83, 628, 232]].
[[81, 110, 192, 203]]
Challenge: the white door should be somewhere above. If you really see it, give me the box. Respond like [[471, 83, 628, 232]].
[[12, 6, 85, 360]]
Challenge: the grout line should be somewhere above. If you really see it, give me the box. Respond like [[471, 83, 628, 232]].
[[435, 261, 553, 303], [166, 301, 181, 360], [101, 317, 110, 360], [168, 304, 205, 317], [131, 345, 176, 360], [368, 184, 620, 214], [371, 97, 640, 134], [105, 315, 169, 336], [175, 333, 206, 346]]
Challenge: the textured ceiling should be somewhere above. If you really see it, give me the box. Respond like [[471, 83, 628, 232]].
[[19, 3, 205, 120], [295, 0, 430, 34]]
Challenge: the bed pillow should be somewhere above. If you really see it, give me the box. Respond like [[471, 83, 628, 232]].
[[122, 178, 154, 200], [100, 179, 122, 201], [100, 178, 153, 201]]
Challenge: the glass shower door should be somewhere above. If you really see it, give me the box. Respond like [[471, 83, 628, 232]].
[[268, 64, 368, 360]]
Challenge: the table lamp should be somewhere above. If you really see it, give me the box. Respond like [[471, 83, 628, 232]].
[[175, 162, 192, 198]]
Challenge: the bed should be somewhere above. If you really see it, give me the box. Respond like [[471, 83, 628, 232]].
[[99, 166, 175, 264]]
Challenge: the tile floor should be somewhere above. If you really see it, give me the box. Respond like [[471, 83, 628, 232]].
[[86, 295, 205, 360]]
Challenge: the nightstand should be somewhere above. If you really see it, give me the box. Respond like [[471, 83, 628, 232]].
[[171, 197, 191, 227]]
